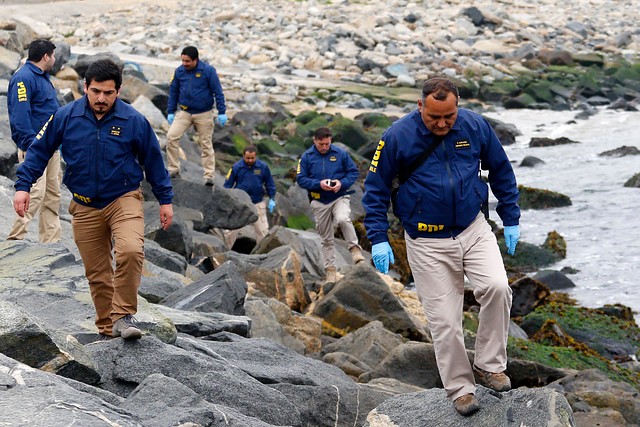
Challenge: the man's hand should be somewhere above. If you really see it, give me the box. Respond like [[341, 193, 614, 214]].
[[371, 241, 395, 274], [504, 225, 520, 256], [330, 179, 342, 193], [320, 179, 333, 191], [14, 191, 30, 217], [167, 113, 175, 125], [159, 204, 174, 231], [216, 114, 228, 127]]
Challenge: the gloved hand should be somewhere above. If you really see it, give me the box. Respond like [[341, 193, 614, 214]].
[[167, 113, 174, 125], [268, 198, 276, 213], [504, 225, 520, 256], [217, 114, 228, 127], [371, 241, 395, 274]]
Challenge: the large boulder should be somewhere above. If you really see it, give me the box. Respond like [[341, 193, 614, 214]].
[[253, 225, 324, 278], [161, 261, 248, 316], [213, 246, 311, 312], [311, 263, 427, 341], [364, 386, 575, 427], [517, 185, 572, 210]]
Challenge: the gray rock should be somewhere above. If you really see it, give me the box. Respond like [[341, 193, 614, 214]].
[[143, 238, 188, 275], [244, 298, 306, 354], [144, 204, 193, 260], [364, 386, 575, 427], [122, 373, 277, 426], [253, 225, 324, 278], [532, 270, 576, 290], [0, 353, 141, 426], [162, 260, 248, 315], [87, 335, 300, 426], [155, 304, 251, 337]]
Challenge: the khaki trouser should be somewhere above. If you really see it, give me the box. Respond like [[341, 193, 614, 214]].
[[166, 110, 215, 179], [310, 196, 361, 270], [69, 189, 145, 335], [224, 201, 269, 248], [8, 150, 62, 243], [405, 213, 512, 402]]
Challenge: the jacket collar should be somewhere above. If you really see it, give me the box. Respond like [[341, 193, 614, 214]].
[[70, 96, 128, 120]]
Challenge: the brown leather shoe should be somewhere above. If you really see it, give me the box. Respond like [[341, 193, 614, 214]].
[[325, 267, 337, 284], [473, 365, 511, 392], [453, 393, 480, 416], [349, 246, 365, 264]]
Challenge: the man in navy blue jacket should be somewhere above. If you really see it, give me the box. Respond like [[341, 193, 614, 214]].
[[297, 127, 365, 283], [223, 145, 276, 247], [363, 77, 520, 415], [165, 46, 227, 185], [14, 59, 174, 340], [7, 39, 62, 243]]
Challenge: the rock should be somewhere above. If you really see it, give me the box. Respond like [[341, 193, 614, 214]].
[[532, 270, 576, 290], [322, 320, 406, 370], [311, 263, 427, 341], [121, 373, 276, 427], [144, 205, 193, 260], [213, 246, 310, 312], [244, 298, 306, 354], [120, 74, 169, 114], [364, 386, 575, 426], [143, 238, 188, 275], [623, 170, 640, 188], [0, 353, 140, 426], [517, 185, 572, 209], [131, 95, 167, 130], [156, 304, 250, 338], [162, 261, 248, 316], [520, 155, 545, 167], [529, 136, 581, 147], [509, 277, 551, 317], [177, 336, 390, 426], [0, 45, 20, 80], [253, 225, 324, 278]]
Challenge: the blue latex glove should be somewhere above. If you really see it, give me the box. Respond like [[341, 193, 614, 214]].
[[167, 113, 174, 125], [268, 198, 276, 213], [504, 225, 520, 256], [371, 242, 395, 274], [217, 114, 228, 127]]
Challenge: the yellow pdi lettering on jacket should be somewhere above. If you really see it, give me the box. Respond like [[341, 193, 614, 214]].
[[418, 223, 444, 232], [35, 115, 53, 140], [17, 81, 28, 102], [369, 140, 385, 173]]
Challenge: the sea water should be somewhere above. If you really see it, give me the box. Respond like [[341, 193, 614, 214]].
[[484, 108, 640, 316]]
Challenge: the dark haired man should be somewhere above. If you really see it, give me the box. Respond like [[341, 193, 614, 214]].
[[165, 46, 227, 185], [363, 77, 520, 415], [14, 59, 174, 340], [7, 39, 62, 243], [297, 127, 365, 284], [223, 145, 276, 247]]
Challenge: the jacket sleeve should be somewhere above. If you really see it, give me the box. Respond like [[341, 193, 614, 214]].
[[15, 113, 61, 192], [338, 151, 359, 189], [7, 76, 37, 151], [208, 67, 226, 115], [296, 153, 320, 191], [263, 165, 276, 198], [480, 118, 520, 226], [135, 116, 173, 204], [223, 165, 237, 189], [362, 136, 398, 245], [167, 71, 179, 115]]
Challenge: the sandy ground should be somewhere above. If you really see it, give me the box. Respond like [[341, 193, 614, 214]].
[[0, 0, 174, 19]]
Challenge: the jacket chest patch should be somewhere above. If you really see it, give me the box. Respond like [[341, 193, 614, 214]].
[[110, 126, 122, 136], [455, 140, 470, 149], [253, 169, 262, 175], [195, 73, 202, 78], [329, 156, 337, 162]]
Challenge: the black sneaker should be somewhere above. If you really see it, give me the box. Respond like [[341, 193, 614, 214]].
[[112, 315, 142, 340]]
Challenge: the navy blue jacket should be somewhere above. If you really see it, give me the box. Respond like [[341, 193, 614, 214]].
[[363, 109, 520, 243], [7, 61, 60, 151], [224, 158, 276, 204], [15, 96, 173, 209], [297, 144, 359, 204], [167, 59, 226, 115]]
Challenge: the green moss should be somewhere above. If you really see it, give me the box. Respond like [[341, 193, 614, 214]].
[[231, 133, 249, 155], [543, 230, 567, 258], [508, 338, 640, 388], [286, 214, 315, 230]]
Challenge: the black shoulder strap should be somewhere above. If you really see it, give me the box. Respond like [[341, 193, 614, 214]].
[[397, 136, 444, 184]]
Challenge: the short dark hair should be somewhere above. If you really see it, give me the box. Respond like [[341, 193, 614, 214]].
[[85, 59, 122, 91], [314, 127, 332, 139], [27, 39, 56, 62], [421, 77, 459, 102], [243, 145, 257, 155], [181, 46, 199, 60]]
